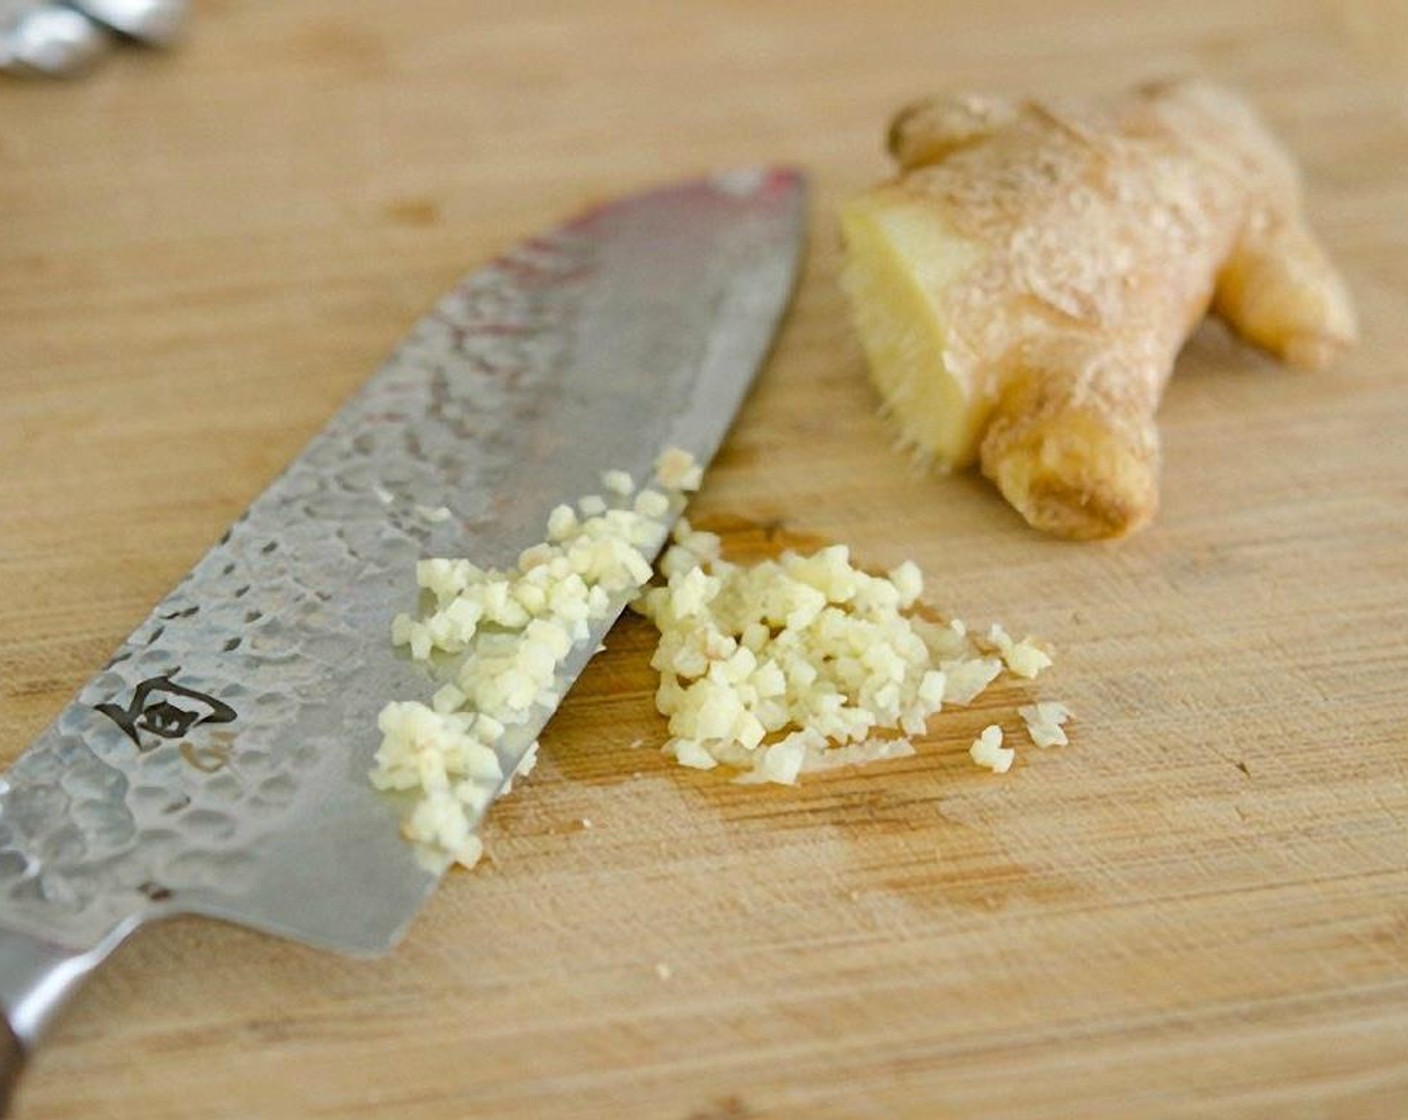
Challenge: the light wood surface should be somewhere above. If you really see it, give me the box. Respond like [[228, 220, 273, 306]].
[[3, 2, 1407, 1117]]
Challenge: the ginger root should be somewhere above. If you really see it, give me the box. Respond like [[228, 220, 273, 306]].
[[840, 79, 1356, 539]]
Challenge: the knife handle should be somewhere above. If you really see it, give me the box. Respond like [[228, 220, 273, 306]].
[[0, 1016, 18, 1117], [0, 922, 136, 1115]]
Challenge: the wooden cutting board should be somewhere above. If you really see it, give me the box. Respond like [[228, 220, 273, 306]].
[[2, 2, 1406, 1116]]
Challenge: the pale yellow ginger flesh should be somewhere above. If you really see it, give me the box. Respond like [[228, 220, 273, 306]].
[[635, 524, 1063, 784], [371, 450, 695, 870], [840, 79, 1357, 539]]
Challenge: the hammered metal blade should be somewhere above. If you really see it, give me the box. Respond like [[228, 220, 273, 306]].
[[0, 169, 807, 956]]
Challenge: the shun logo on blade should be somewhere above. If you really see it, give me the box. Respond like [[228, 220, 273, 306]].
[[96, 672, 237, 767]]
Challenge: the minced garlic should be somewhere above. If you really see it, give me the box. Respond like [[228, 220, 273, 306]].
[[635, 529, 1054, 785], [654, 446, 704, 492], [371, 449, 699, 870], [374, 444, 1069, 869], [969, 724, 1013, 773], [986, 623, 1054, 679], [1018, 701, 1072, 748]]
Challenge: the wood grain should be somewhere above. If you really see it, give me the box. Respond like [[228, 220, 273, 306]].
[[2, 1, 1407, 1117]]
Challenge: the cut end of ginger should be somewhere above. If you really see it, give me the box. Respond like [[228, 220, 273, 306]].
[[839, 188, 989, 468]]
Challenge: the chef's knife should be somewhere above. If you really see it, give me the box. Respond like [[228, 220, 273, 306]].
[[0, 168, 806, 1107]]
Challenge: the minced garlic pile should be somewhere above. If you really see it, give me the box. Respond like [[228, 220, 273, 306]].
[[635, 525, 1066, 784], [371, 445, 1071, 870], [370, 449, 699, 870]]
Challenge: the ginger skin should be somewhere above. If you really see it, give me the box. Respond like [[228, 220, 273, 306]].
[[841, 80, 1356, 539]]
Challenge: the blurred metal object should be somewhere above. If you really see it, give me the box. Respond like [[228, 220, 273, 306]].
[[0, 1, 111, 77], [0, 0, 186, 78], [69, 0, 185, 46]]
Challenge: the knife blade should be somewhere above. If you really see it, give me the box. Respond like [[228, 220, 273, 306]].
[[0, 168, 806, 1093]]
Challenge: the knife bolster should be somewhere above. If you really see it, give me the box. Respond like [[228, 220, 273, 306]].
[[0, 921, 139, 1111], [0, 921, 137, 1050]]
